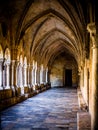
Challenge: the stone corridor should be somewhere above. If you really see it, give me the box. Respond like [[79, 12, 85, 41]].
[[1, 88, 79, 130]]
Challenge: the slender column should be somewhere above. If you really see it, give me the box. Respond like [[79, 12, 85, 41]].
[[91, 43, 98, 130], [10, 60, 15, 88], [32, 68, 35, 86], [43, 68, 46, 84], [30, 66, 33, 86], [10, 60, 16, 96], [35, 68, 37, 85], [36, 66, 40, 85], [27, 65, 30, 87], [14, 61, 19, 88], [40, 69, 43, 84], [20, 64, 24, 94], [87, 23, 98, 130], [23, 65, 27, 87], [6, 63, 10, 89], [40, 65, 43, 84], [46, 67, 48, 83]]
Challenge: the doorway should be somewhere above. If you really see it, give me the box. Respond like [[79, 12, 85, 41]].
[[65, 69, 72, 87]]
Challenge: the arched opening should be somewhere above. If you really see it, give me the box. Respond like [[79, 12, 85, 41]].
[[4, 48, 11, 89], [50, 52, 78, 88], [0, 44, 3, 89]]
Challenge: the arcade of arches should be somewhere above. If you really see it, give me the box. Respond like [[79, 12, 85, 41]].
[[0, 0, 98, 129]]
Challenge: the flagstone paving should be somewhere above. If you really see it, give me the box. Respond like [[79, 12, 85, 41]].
[[0, 87, 79, 130]]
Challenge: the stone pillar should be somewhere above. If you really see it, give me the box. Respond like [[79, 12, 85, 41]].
[[27, 65, 30, 87], [40, 65, 43, 84], [40, 70, 43, 84], [43, 69, 46, 84], [87, 22, 98, 130], [29, 65, 33, 87], [36, 66, 40, 85], [6, 63, 10, 89], [23, 65, 27, 87], [91, 41, 98, 130], [19, 63, 24, 94], [14, 61, 19, 88], [35, 68, 37, 85], [80, 68, 84, 88], [10, 61, 15, 87], [32, 68, 35, 86], [10, 60, 16, 95], [46, 67, 48, 83], [10, 48, 19, 90]]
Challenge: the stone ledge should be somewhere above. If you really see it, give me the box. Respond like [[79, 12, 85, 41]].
[[77, 112, 91, 130]]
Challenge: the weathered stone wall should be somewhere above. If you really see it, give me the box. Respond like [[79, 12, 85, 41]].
[[50, 54, 78, 87]]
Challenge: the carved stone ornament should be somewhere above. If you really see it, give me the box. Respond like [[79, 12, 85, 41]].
[[87, 22, 97, 48]]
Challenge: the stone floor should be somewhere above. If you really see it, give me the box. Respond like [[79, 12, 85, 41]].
[[0, 87, 79, 130]]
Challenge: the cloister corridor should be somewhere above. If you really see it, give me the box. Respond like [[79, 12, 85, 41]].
[[0, 0, 97, 129], [1, 87, 79, 130]]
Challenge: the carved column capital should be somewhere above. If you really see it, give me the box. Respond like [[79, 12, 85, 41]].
[[87, 22, 97, 48]]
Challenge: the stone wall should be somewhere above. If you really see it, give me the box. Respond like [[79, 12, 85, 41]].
[[50, 54, 78, 87]]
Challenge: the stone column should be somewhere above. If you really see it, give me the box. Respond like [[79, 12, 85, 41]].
[[27, 65, 30, 87], [14, 61, 19, 88], [91, 39, 98, 130], [43, 69, 46, 84], [40, 69, 43, 84], [23, 65, 27, 87], [36, 66, 40, 85], [87, 22, 98, 130], [10, 60, 16, 95], [19, 63, 24, 94], [35, 68, 37, 85], [30, 66, 33, 87], [80, 68, 84, 88], [46, 67, 48, 83], [40, 65, 43, 84], [6, 63, 10, 89], [10, 48, 19, 90], [32, 68, 35, 86]]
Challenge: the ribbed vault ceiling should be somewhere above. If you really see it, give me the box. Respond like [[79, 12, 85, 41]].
[[0, 0, 88, 67]]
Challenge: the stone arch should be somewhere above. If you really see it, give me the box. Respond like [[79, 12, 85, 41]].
[[3, 48, 11, 89]]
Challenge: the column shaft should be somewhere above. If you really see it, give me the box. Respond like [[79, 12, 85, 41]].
[[91, 46, 98, 130]]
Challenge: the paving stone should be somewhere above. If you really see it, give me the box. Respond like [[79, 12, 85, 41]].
[[1, 88, 79, 130], [77, 112, 91, 130]]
